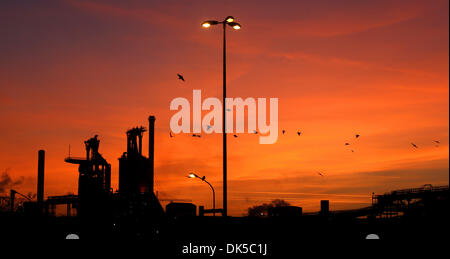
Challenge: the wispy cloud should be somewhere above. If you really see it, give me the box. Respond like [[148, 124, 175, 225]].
[[65, 0, 185, 29], [0, 168, 24, 193]]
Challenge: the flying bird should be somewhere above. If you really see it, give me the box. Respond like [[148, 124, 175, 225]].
[[345, 143, 350, 146], [411, 143, 418, 148], [297, 131, 302, 136], [355, 134, 360, 139], [317, 172, 324, 177], [434, 140, 440, 144], [233, 134, 238, 138], [177, 73, 185, 82], [351, 149, 355, 153], [192, 134, 201, 138], [282, 130, 286, 135], [226, 108, 232, 112], [169, 131, 174, 138]]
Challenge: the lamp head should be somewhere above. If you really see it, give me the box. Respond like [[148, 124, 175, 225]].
[[201, 20, 219, 28], [227, 22, 241, 30], [225, 16, 235, 23]]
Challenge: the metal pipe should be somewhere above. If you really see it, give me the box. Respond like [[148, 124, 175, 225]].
[[204, 179, 216, 217]]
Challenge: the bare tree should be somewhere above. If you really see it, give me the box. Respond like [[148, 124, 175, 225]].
[[248, 199, 290, 217]]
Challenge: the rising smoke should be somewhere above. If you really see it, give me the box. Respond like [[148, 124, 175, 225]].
[[0, 169, 24, 193]]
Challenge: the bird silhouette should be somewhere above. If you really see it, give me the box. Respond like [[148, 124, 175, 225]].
[[351, 149, 355, 153], [192, 134, 201, 138], [233, 134, 238, 138], [297, 131, 302, 136], [169, 131, 174, 138], [177, 74, 185, 82], [356, 134, 360, 139], [434, 140, 440, 144], [411, 143, 418, 148], [317, 172, 324, 177], [253, 130, 258, 134], [345, 143, 350, 146], [226, 108, 231, 112], [282, 130, 286, 135]]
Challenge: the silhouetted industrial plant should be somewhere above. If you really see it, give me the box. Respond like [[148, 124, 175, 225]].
[[1, 115, 448, 245]]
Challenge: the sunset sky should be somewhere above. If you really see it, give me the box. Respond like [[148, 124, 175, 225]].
[[0, 0, 448, 216]]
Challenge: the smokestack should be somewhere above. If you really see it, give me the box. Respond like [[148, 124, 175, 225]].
[[148, 116, 155, 194], [37, 150, 45, 211]]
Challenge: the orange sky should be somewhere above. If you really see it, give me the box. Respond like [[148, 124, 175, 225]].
[[0, 0, 448, 216]]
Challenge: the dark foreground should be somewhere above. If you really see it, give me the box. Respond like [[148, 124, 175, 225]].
[[1, 210, 449, 256]]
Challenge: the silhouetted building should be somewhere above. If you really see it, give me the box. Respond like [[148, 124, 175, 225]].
[[114, 116, 165, 237], [372, 184, 449, 219], [119, 126, 151, 194], [320, 200, 329, 215], [23, 201, 39, 215], [119, 116, 156, 195], [65, 135, 111, 218], [166, 202, 197, 218], [268, 206, 302, 217]]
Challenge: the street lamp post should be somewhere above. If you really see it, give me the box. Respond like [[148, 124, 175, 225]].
[[188, 173, 216, 216], [201, 16, 241, 217]]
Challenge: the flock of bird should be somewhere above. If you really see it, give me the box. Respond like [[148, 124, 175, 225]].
[[169, 127, 307, 140], [282, 129, 302, 136], [175, 73, 442, 177]]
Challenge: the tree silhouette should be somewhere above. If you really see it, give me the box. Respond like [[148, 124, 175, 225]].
[[248, 199, 291, 217]]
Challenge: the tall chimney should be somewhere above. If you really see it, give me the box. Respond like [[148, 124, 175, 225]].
[[37, 150, 45, 211], [148, 116, 155, 194]]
